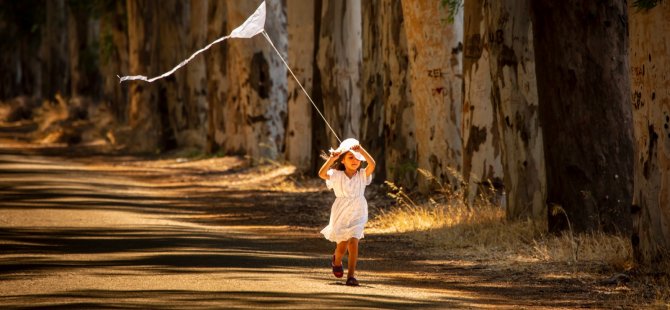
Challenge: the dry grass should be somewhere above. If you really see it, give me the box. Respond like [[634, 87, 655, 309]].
[[366, 170, 670, 306], [368, 169, 634, 268], [368, 199, 633, 268]]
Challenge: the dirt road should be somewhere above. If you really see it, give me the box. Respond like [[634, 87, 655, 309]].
[[0, 143, 621, 309], [0, 144, 473, 309]]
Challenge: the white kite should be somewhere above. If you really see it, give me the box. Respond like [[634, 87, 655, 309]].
[[118, 1, 341, 142]]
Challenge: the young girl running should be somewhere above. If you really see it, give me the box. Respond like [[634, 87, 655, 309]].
[[318, 138, 376, 286]]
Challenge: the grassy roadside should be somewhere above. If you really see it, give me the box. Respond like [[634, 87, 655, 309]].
[[365, 171, 669, 308]]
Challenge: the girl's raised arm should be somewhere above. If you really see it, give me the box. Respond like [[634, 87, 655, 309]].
[[318, 151, 340, 180], [352, 145, 376, 177]]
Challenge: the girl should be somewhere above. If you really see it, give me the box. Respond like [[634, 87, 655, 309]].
[[318, 138, 376, 287]]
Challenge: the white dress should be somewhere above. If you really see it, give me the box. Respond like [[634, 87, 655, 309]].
[[321, 169, 373, 243]]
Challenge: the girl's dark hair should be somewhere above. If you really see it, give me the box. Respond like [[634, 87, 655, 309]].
[[320, 150, 347, 171], [320, 150, 364, 171]]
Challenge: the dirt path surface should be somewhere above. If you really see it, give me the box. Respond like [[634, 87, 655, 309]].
[[0, 142, 623, 309]]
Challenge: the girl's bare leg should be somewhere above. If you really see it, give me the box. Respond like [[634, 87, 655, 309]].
[[334, 241, 348, 266], [346, 238, 359, 278]]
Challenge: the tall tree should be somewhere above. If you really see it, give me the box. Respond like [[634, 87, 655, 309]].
[[402, 0, 463, 190], [99, 0, 129, 121], [532, 0, 634, 233], [155, 0, 188, 149], [361, 0, 415, 185], [360, 0, 386, 180], [67, 1, 98, 97], [40, 0, 69, 99], [205, 0, 228, 154], [629, 1, 670, 265], [317, 0, 362, 146], [0, 0, 44, 99], [381, 0, 417, 187], [126, 0, 160, 152], [185, 0, 209, 150], [221, 0, 287, 159], [462, 0, 503, 203], [486, 0, 546, 220], [285, 0, 316, 172]]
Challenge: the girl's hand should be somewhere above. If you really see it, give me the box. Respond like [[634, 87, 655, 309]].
[[329, 150, 341, 159], [350, 144, 361, 151]]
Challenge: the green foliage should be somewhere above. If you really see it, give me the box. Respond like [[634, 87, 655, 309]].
[[632, 0, 662, 10], [440, 0, 463, 23]]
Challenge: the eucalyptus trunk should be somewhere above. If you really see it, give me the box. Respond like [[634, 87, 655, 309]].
[[185, 0, 209, 150], [205, 0, 228, 154], [317, 0, 362, 146], [126, 0, 160, 152], [285, 0, 316, 172], [40, 0, 69, 99], [361, 0, 415, 185], [222, 0, 287, 159], [383, 0, 416, 187], [486, 0, 546, 220], [629, 2, 670, 266], [532, 0, 634, 234], [67, 3, 91, 97], [462, 0, 503, 204], [402, 0, 463, 191], [156, 0, 188, 149], [99, 0, 129, 121], [360, 0, 386, 180]]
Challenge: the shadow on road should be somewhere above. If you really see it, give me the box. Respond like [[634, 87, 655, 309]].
[[0, 144, 603, 309]]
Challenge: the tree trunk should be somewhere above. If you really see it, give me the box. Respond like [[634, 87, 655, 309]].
[[381, 0, 416, 187], [629, 2, 670, 265], [185, 0, 209, 150], [360, 0, 386, 180], [462, 0, 503, 204], [222, 0, 287, 159], [532, 0, 634, 234], [402, 0, 463, 190], [486, 0, 546, 220], [205, 0, 228, 154], [40, 0, 69, 99], [99, 0, 129, 121], [309, 1, 329, 173], [156, 0, 188, 150], [285, 0, 315, 172], [317, 0, 362, 146], [67, 3, 88, 97], [361, 0, 414, 185], [126, 0, 160, 152]]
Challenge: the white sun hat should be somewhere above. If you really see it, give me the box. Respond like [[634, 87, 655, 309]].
[[329, 138, 366, 161]]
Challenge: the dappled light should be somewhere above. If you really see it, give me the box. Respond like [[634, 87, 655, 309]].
[[1, 0, 669, 307]]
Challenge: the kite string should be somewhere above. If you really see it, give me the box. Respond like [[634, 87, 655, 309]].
[[261, 30, 341, 144]]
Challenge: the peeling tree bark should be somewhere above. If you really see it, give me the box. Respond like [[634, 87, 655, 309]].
[[223, 0, 287, 159], [285, 0, 315, 172], [532, 0, 634, 234], [486, 0, 546, 220], [317, 0, 362, 146], [462, 0, 503, 204], [361, 0, 386, 180], [156, 0, 188, 150], [205, 0, 228, 154], [629, 2, 670, 265], [183, 0, 209, 150], [126, 0, 160, 152], [99, 0, 129, 122], [402, 0, 463, 190], [362, 0, 416, 186], [67, 3, 91, 97]]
